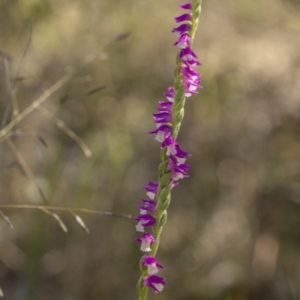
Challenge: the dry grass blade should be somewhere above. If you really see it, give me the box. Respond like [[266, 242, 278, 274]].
[[37, 105, 92, 157], [0, 72, 73, 143], [115, 32, 131, 41], [0, 286, 3, 297], [6, 138, 47, 203], [3, 56, 19, 116], [52, 213, 68, 233], [0, 161, 15, 173], [70, 210, 90, 234], [86, 85, 106, 95], [0, 210, 13, 229], [39, 207, 68, 233], [0, 204, 133, 219], [37, 135, 48, 148], [12, 19, 33, 92]]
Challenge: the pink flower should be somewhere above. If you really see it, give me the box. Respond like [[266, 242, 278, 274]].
[[143, 275, 166, 293], [142, 255, 163, 275], [136, 233, 156, 252]]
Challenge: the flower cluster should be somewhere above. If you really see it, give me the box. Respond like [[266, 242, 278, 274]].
[[135, 2, 201, 295]]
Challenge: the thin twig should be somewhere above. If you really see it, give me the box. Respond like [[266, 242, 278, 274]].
[[69, 209, 90, 233], [0, 72, 73, 143], [12, 18, 34, 92], [6, 138, 47, 203], [0, 204, 133, 219], [3, 56, 19, 116], [39, 207, 68, 232], [0, 210, 13, 229], [37, 105, 92, 157]]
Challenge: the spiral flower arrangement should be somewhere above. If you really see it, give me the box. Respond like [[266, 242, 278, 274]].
[[135, 1, 203, 298]]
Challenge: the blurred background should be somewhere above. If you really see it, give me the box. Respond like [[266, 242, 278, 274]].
[[1, 0, 300, 299]]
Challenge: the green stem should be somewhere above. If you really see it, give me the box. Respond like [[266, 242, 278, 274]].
[[139, 284, 149, 300]]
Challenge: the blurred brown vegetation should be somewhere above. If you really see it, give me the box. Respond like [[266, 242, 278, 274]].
[[1, 0, 300, 299]]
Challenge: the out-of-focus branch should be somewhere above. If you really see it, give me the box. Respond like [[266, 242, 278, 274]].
[[0, 72, 73, 143]]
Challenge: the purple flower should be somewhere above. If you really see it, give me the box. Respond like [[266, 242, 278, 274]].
[[174, 33, 191, 49], [161, 135, 191, 164], [168, 156, 190, 180], [183, 75, 201, 97], [144, 182, 158, 200], [171, 181, 180, 189], [161, 134, 177, 156], [163, 87, 175, 101], [175, 143, 191, 164], [181, 64, 200, 79], [179, 2, 192, 10], [142, 255, 163, 275], [172, 24, 191, 35], [149, 124, 172, 142], [152, 112, 172, 124], [157, 101, 173, 115], [179, 47, 201, 66], [136, 1, 202, 294], [136, 233, 155, 252], [184, 82, 200, 97], [138, 199, 157, 214], [134, 214, 156, 232], [175, 13, 192, 23], [143, 275, 166, 293]]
